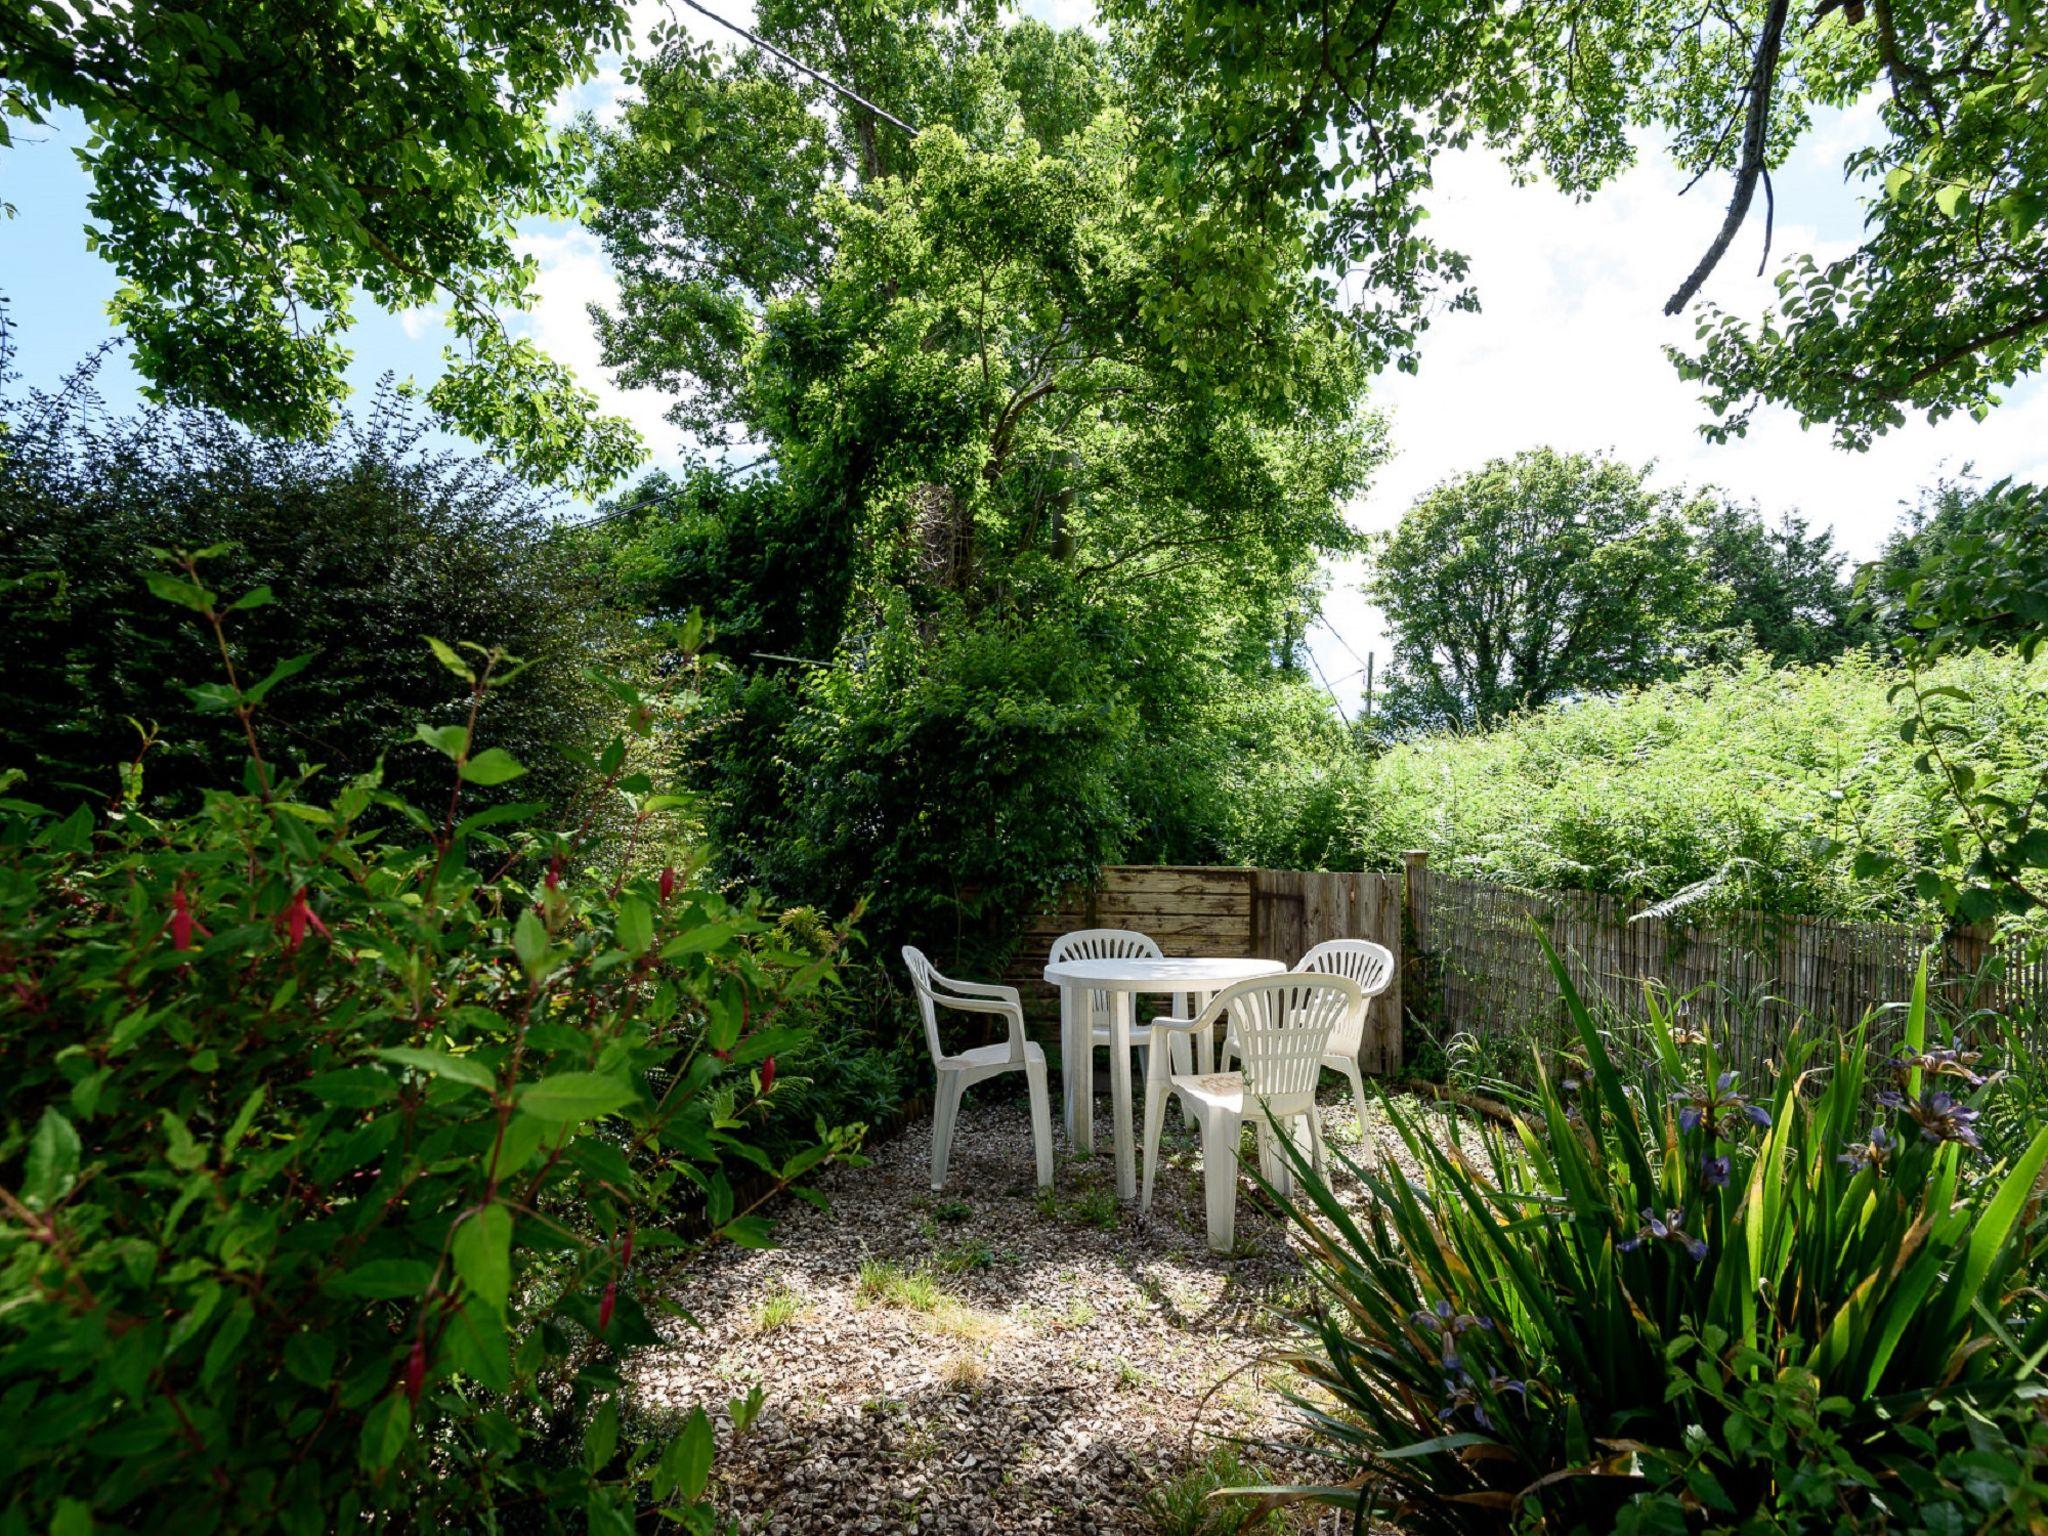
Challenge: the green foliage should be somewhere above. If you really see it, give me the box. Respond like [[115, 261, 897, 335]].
[[1108, 0, 2048, 446], [1697, 502, 1878, 665], [0, 4, 639, 488], [0, 375, 617, 814], [1257, 947, 2048, 1532], [0, 557, 865, 1531], [581, 8, 1382, 959], [1144, 1445, 1289, 1536], [1351, 651, 2048, 923], [1859, 474, 2048, 918], [1369, 450, 1719, 731]]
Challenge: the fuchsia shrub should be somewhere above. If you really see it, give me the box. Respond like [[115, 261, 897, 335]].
[[0, 551, 864, 1533]]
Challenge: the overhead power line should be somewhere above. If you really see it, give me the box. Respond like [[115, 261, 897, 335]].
[[673, 0, 920, 137]]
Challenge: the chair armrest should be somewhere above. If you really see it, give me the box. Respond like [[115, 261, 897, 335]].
[[1145, 1013, 1208, 1036], [933, 973, 1021, 1003], [933, 992, 1024, 1019]]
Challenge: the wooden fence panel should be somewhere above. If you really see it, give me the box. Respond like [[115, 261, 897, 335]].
[[1008, 861, 2045, 1078]]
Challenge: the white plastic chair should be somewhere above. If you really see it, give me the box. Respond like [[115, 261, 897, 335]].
[[902, 946, 1053, 1192], [1139, 973, 1361, 1252], [1046, 929, 1189, 1135], [1289, 939, 1395, 1143]]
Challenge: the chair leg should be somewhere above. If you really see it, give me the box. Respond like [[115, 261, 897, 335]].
[[1198, 1111, 1240, 1253], [930, 1072, 965, 1191], [1025, 1060, 1054, 1190], [1139, 1069, 1170, 1213], [1255, 1121, 1292, 1201], [1308, 1110, 1328, 1183], [1342, 1059, 1370, 1153], [1074, 1003, 1097, 1154]]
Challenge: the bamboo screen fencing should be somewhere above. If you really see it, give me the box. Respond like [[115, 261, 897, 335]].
[[1416, 868, 2046, 1067]]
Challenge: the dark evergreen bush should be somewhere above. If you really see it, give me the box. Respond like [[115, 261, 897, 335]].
[[0, 366, 617, 812]]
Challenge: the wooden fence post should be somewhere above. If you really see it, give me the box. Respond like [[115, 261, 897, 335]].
[[1402, 851, 1429, 942]]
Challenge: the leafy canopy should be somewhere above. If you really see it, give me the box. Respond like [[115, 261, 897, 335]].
[[0, 0, 641, 490], [1106, 0, 2048, 447]]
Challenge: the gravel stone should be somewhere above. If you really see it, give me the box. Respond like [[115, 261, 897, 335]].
[[628, 1092, 1448, 1533]]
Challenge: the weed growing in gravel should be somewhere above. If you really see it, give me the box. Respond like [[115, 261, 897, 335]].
[[1070, 1188, 1120, 1228], [933, 1199, 973, 1222], [854, 1259, 950, 1312], [935, 1239, 995, 1273], [1111, 1357, 1151, 1391], [728, 1383, 767, 1435], [754, 1284, 808, 1333], [939, 1353, 990, 1392], [1061, 1299, 1097, 1330], [1143, 1447, 1289, 1535]]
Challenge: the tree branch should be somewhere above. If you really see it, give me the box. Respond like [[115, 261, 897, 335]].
[[1664, 0, 1790, 315]]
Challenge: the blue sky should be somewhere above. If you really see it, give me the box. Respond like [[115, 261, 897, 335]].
[[6, 7, 2046, 709]]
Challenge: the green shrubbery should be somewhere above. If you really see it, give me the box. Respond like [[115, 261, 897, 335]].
[[1350, 650, 2048, 921], [0, 559, 865, 1532], [0, 375, 618, 814], [1261, 947, 2048, 1532]]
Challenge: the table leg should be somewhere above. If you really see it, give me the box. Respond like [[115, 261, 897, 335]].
[[1057, 984, 1075, 1142], [1111, 990, 1136, 1200], [1074, 988, 1095, 1155]]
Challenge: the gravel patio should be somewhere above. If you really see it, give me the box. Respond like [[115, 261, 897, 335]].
[[627, 1093, 1446, 1534]]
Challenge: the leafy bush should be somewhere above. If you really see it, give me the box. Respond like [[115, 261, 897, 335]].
[[1259, 943, 2048, 1532], [0, 369, 619, 813], [1352, 650, 2048, 922], [714, 597, 1139, 961], [0, 555, 865, 1532]]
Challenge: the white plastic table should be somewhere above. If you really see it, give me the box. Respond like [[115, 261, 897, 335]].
[[1042, 956, 1285, 1200]]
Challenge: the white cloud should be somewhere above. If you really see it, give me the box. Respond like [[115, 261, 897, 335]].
[[515, 226, 693, 472]]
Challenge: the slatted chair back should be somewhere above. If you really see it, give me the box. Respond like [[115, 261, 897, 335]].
[[1047, 928, 1163, 965], [900, 945, 948, 1065], [1296, 940, 1395, 1055], [1218, 974, 1361, 1101]]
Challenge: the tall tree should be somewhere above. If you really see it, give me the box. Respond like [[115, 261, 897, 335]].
[[1369, 449, 1717, 730], [1105, 0, 2048, 450], [0, 0, 640, 490], [1698, 502, 1876, 663], [581, 7, 1381, 945]]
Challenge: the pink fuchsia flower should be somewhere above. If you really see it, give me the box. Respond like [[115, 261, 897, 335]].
[[167, 884, 212, 952], [281, 886, 333, 952]]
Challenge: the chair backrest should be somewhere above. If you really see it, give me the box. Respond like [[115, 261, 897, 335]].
[[899, 945, 948, 1066], [1297, 939, 1394, 995], [1048, 928, 1163, 965], [1297, 939, 1393, 1055], [1210, 973, 1361, 1102]]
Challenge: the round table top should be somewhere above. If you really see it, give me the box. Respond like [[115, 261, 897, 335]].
[[1041, 955, 1285, 990]]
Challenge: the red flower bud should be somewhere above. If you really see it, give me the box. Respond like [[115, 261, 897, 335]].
[[598, 1279, 617, 1335], [759, 1056, 776, 1094], [403, 1336, 426, 1405], [658, 866, 676, 904], [620, 1223, 635, 1271], [544, 855, 562, 892]]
